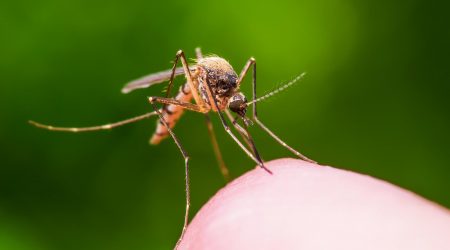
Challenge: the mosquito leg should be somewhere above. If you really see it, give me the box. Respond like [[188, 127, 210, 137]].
[[149, 101, 190, 249], [244, 58, 317, 163], [203, 79, 272, 174], [204, 114, 230, 182], [192, 46, 231, 182], [28, 111, 158, 132], [148, 96, 207, 113], [196, 49, 240, 180], [226, 111, 266, 166], [217, 109, 271, 173], [253, 118, 316, 163], [160, 50, 206, 112], [176, 50, 206, 111], [237, 57, 255, 86], [163, 51, 183, 100]]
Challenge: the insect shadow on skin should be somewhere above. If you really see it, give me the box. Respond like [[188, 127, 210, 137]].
[[29, 47, 316, 249]]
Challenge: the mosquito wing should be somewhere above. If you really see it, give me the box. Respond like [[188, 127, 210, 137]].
[[122, 67, 187, 94]]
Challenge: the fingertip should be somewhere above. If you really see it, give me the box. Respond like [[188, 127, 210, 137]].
[[179, 158, 450, 250]]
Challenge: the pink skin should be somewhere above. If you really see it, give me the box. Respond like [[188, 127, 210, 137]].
[[179, 158, 450, 250]]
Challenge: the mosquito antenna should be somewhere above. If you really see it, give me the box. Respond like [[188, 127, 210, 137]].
[[29, 111, 158, 132], [246, 72, 306, 106]]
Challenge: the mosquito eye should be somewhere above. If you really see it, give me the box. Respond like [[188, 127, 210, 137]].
[[229, 100, 242, 112], [219, 83, 227, 90], [228, 94, 247, 116], [217, 80, 232, 95]]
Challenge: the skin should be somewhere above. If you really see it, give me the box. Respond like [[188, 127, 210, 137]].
[[178, 158, 450, 250]]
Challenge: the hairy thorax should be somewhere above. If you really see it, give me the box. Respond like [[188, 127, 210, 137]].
[[193, 57, 239, 111]]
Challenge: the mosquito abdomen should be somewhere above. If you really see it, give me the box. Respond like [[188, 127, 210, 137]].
[[150, 83, 192, 145]]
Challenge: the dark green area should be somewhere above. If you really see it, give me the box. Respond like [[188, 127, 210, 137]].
[[1, 0, 449, 249]]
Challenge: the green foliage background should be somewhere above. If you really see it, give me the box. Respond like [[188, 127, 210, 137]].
[[1, 0, 449, 249]]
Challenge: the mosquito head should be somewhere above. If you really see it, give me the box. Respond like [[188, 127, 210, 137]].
[[228, 92, 248, 117]]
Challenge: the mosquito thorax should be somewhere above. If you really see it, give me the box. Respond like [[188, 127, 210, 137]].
[[228, 92, 248, 117]]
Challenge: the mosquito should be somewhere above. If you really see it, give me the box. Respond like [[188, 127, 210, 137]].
[[29, 48, 316, 249]]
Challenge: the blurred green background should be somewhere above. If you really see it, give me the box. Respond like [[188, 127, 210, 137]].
[[1, 0, 449, 249]]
